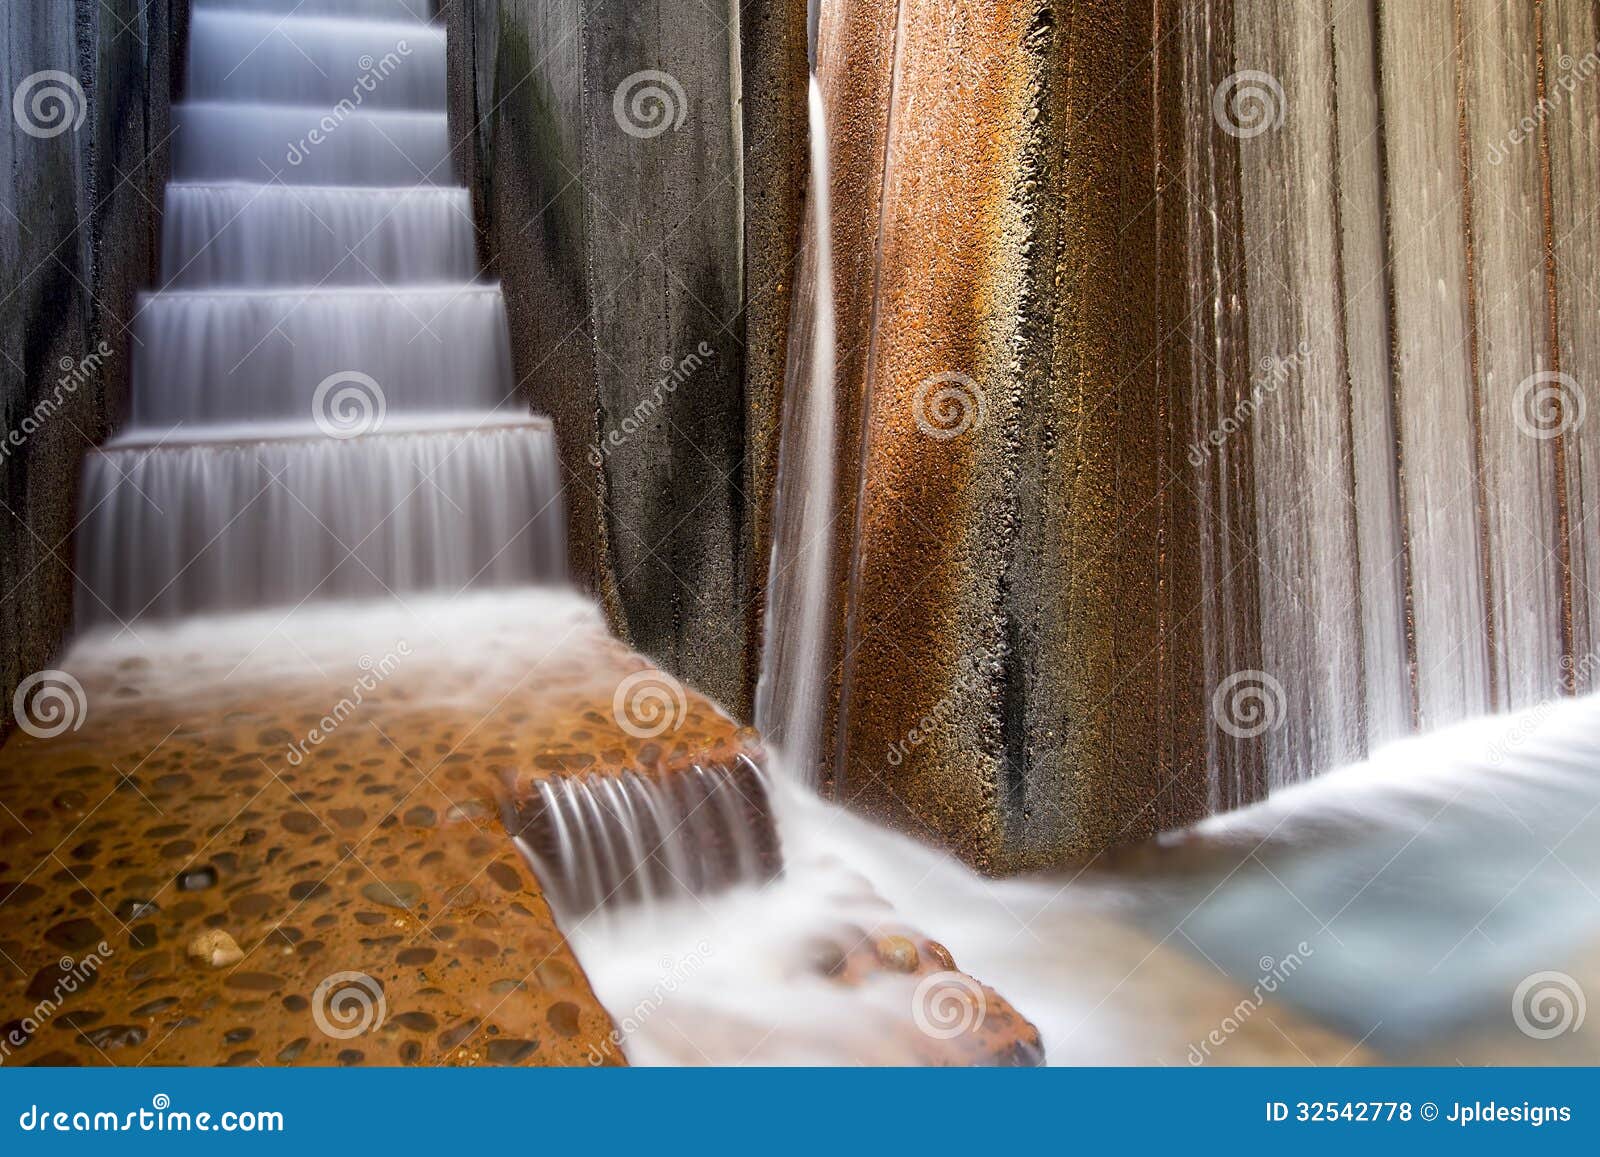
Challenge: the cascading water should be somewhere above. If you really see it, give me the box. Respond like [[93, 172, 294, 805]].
[[574, 696, 1600, 1065], [21, 0, 1598, 1073], [1187, 0, 1587, 800], [754, 74, 839, 788], [161, 186, 477, 288], [79, 0, 564, 628], [508, 759, 780, 921]]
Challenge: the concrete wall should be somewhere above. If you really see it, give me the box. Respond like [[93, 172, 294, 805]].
[[806, 0, 1210, 872], [445, 0, 805, 719], [1, 1, 184, 734]]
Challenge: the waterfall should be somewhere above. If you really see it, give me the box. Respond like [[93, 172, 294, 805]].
[[128, 286, 513, 424], [1187, 0, 1585, 801], [508, 758, 780, 921], [78, 0, 564, 630], [161, 186, 477, 288], [754, 76, 839, 787]]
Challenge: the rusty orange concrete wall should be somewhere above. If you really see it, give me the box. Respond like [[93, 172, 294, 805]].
[[820, 0, 1211, 871]]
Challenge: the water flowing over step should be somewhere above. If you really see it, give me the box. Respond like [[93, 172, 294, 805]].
[[173, 103, 450, 186], [75, 421, 564, 626], [131, 286, 511, 425], [162, 186, 476, 288], [188, 11, 446, 110], [507, 759, 780, 920]]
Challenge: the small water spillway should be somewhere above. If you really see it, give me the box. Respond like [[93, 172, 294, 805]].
[[506, 758, 781, 920], [76, 0, 563, 627]]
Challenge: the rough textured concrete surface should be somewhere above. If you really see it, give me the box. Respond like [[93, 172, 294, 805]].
[[446, 0, 802, 720], [736, 0, 810, 709], [1, 2, 182, 735], [0, 591, 747, 1066], [817, 0, 1209, 871]]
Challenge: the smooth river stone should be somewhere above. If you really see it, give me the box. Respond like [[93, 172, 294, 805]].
[[360, 881, 421, 910]]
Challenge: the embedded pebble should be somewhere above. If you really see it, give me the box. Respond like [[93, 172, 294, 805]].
[[186, 929, 244, 968], [176, 865, 219, 892], [360, 880, 421, 910]]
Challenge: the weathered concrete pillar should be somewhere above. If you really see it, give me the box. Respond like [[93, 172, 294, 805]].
[[1, 1, 182, 734], [815, 0, 1210, 871], [447, 0, 804, 719]]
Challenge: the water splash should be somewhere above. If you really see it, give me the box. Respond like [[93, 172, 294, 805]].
[[570, 698, 1600, 1064]]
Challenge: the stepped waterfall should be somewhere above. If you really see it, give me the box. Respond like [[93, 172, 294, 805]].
[[3, 0, 1600, 1074], [75, 0, 564, 628]]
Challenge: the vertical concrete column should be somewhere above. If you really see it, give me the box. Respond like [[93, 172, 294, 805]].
[[1168, 0, 1267, 812], [1, 0, 181, 733], [448, 0, 798, 719], [827, 0, 1209, 870]]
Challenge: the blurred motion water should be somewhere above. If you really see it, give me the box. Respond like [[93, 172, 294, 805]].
[[572, 697, 1600, 1064], [78, 0, 563, 629]]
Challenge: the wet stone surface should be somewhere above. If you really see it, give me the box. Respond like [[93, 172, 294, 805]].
[[0, 593, 762, 1067]]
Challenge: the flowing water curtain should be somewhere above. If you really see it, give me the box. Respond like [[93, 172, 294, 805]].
[[1543, 0, 1600, 693], [1186, 0, 1588, 801], [78, 0, 566, 630]]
